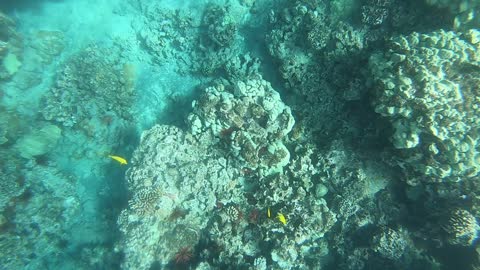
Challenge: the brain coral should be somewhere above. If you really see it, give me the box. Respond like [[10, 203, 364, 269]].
[[369, 29, 480, 182], [442, 209, 479, 246]]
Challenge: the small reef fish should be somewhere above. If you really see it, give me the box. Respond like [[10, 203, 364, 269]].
[[108, 155, 128, 165], [267, 207, 271, 218], [277, 213, 287, 225]]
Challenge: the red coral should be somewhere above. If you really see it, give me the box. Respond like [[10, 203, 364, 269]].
[[248, 208, 260, 224], [220, 127, 235, 139], [174, 247, 193, 264], [168, 207, 187, 222]]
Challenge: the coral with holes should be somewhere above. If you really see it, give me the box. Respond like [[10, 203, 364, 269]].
[[188, 77, 294, 175], [369, 29, 480, 183]]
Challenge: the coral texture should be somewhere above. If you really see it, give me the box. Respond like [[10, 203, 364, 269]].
[[442, 209, 479, 246], [0, 11, 22, 80], [425, 0, 480, 29], [188, 78, 295, 175], [41, 45, 135, 127], [117, 124, 240, 269], [370, 29, 480, 182]]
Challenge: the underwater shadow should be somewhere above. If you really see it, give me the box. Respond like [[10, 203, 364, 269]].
[[0, 0, 64, 13], [156, 86, 201, 130]]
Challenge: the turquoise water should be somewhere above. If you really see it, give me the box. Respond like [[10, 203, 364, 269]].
[[1, 0, 479, 269]]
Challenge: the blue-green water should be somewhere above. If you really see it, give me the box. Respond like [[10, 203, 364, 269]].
[[0, 0, 479, 269]]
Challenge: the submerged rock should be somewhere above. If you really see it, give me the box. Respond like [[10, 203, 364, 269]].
[[15, 124, 62, 159]]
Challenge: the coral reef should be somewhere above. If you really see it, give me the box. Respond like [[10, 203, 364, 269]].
[[117, 124, 241, 269], [203, 4, 238, 48], [135, 1, 255, 77], [119, 77, 340, 269], [265, 0, 377, 144], [442, 209, 479, 246], [369, 29, 480, 183], [0, 152, 26, 213], [0, 162, 84, 269], [0, 107, 25, 145], [137, 5, 198, 66], [3, 0, 480, 269], [29, 30, 65, 65], [188, 78, 295, 175], [41, 45, 135, 127], [0, 11, 22, 80], [361, 0, 393, 26], [371, 227, 409, 260], [425, 0, 480, 29]]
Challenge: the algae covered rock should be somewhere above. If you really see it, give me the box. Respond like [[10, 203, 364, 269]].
[[15, 124, 62, 159], [369, 29, 480, 182]]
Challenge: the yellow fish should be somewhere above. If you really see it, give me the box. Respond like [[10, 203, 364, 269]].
[[277, 213, 287, 225], [108, 155, 128, 165], [267, 207, 271, 218]]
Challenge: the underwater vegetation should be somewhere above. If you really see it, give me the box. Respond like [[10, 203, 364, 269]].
[[1, 0, 480, 269]]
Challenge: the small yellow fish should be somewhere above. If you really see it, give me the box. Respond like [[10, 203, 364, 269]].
[[267, 207, 271, 218], [108, 155, 128, 165], [277, 213, 287, 225]]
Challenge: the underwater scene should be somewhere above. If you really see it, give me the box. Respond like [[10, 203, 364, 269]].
[[1, 0, 480, 269]]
